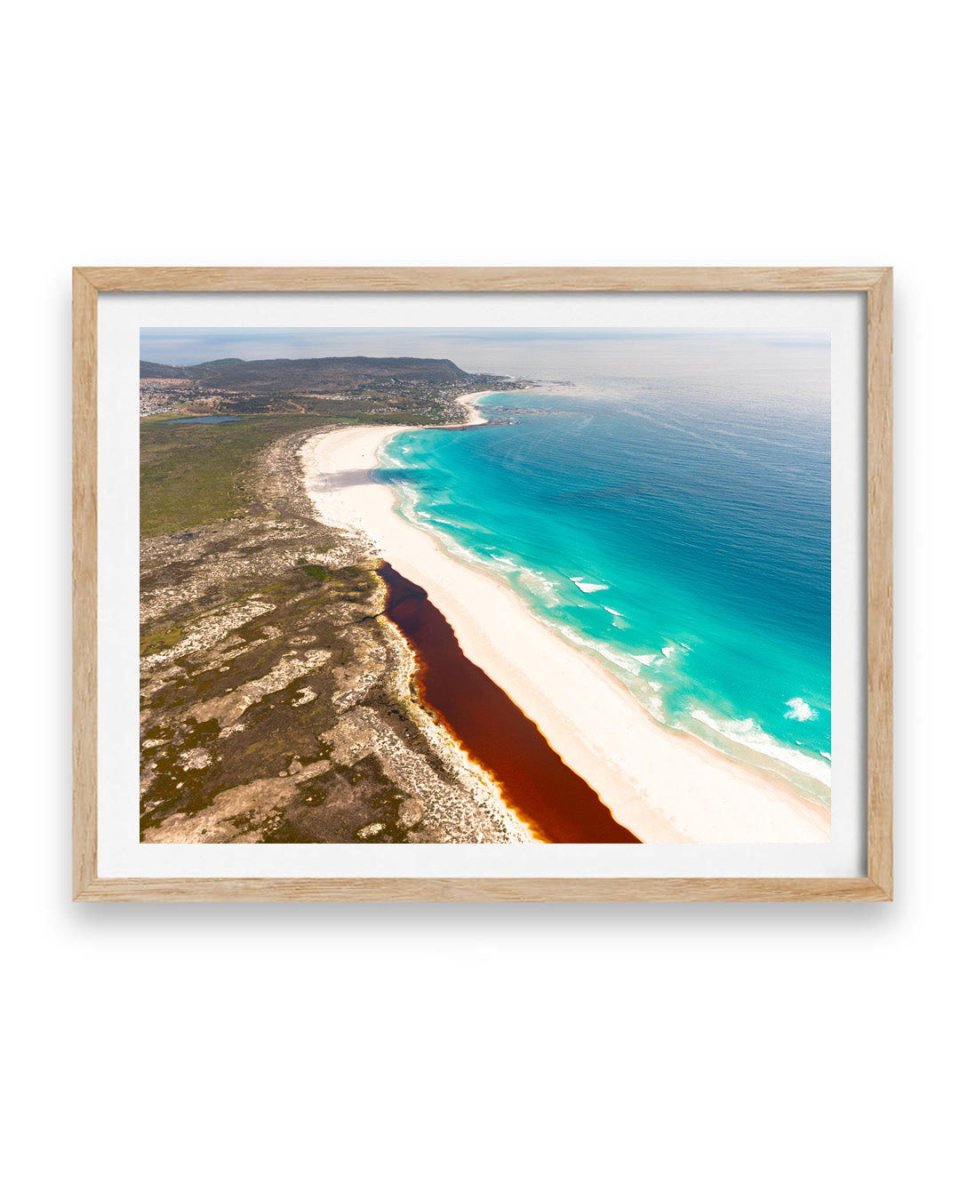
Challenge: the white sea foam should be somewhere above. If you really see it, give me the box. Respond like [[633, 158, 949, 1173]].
[[603, 606, 625, 617], [522, 581, 561, 606], [571, 576, 609, 593], [556, 624, 646, 678], [785, 697, 818, 722], [597, 645, 646, 676], [689, 708, 831, 788], [634, 653, 659, 665]]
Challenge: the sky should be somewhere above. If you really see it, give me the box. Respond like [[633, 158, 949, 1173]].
[[140, 327, 831, 409]]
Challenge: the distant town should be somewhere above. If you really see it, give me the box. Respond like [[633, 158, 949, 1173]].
[[140, 355, 527, 423]]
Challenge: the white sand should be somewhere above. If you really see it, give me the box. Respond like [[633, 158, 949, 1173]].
[[300, 425, 831, 844], [446, 390, 495, 426]]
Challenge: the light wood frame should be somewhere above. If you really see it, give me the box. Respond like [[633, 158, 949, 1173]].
[[73, 267, 893, 901]]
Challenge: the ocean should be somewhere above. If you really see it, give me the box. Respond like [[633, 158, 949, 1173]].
[[377, 377, 831, 803]]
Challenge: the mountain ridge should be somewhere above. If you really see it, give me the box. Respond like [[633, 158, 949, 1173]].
[[140, 355, 472, 385], [139, 353, 521, 420]]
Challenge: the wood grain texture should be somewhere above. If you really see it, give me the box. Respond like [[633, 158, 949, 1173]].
[[75, 876, 889, 903], [74, 266, 889, 294], [73, 269, 98, 900], [72, 266, 894, 902], [866, 269, 894, 898]]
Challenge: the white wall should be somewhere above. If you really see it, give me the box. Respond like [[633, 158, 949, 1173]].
[[4, 2, 952, 1197]]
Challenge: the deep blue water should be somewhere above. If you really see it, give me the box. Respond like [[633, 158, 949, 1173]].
[[378, 388, 832, 799]]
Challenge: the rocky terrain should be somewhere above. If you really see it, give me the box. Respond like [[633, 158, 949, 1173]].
[[139, 427, 530, 844]]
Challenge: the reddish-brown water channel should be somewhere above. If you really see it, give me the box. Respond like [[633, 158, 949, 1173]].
[[378, 562, 640, 844]]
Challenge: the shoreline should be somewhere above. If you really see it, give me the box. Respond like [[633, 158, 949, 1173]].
[[440, 388, 496, 427], [300, 422, 831, 844], [379, 561, 639, 844]]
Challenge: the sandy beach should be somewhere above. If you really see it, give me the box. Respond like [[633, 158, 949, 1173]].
[[300, 423, 831, 844], [442, 389, 495, 427]]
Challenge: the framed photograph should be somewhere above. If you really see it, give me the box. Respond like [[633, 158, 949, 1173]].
[[73, 267, 892, 901]]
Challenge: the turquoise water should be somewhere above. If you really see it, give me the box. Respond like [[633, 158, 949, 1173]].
[[377, 386, 831, 801]]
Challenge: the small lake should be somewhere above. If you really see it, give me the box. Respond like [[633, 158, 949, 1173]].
[[167, 416, 240, 425]]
